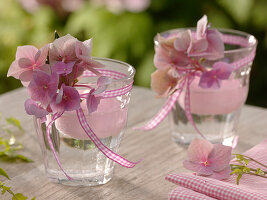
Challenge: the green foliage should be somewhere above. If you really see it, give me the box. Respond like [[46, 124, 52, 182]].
[[0, 168, 10, 180], [0, 115, 35, 199], [0, 180, 35, 200], [5, 118, 24, 132], [12, 193, 28, 200], [1, 0, 267, 107], [231, 154, 267, 185], [0, 114, 32, 163]]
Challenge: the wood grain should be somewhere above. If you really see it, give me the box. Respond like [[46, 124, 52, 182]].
[[0, 87, 266, 200]]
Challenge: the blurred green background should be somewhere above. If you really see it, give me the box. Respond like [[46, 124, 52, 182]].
[[0, 0, 267, 107]]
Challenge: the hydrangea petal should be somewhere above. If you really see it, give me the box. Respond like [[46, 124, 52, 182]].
[[174, 30, 192, 52], [151, 68, 177, 97], [209, 144, 232, 172], [7, 60, 27, 79], [52, 61, 75, 75], [16, 45, 38, 60], [19, 70, 33, 82], [24, 99, 48, 118], [183, 160, 213, 175], [86, 89, 101, 114], [18, 58, 32, 68], [50, 84, 80, 112], [208, 166, 231, 180], [213, 62, 233, 80], [205, 30, 224, 60], [35, 44, 49, 66], [196, 15, 208, 40], [28, 71, 58, 106], [187, 138, 213, 162]]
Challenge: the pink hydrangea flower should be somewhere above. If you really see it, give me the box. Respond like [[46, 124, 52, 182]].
[[154, 35, 190, 70], [183, 138, 232, 180], [86, 89, 102, 114], [52, 61, 75, 75], [49, 34, 78, 65], [199, 61, 233, 89], [7, 45, 49, 86], [174, 30, 193, 53], [24, 99, 49, 118], [50, 84, 80, 112], [151, 67, 178, 97], [86, 76, 112, 113], [189, 15, 224, 60], [27, 71, 59, 106], [75, 39, 104, 75]]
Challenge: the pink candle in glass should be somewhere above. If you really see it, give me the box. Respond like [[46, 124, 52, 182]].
[[55, 98, 127, 139], [178, 77, 248, 115]]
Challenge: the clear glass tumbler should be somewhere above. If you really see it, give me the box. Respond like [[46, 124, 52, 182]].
[[155, 29, 257, 145], [34, 58, 135, 186]]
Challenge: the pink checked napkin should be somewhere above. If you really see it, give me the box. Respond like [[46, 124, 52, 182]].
[[166, 139, 267, 200]]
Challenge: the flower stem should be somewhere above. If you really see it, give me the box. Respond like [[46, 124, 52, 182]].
[[247, 172, 267, 178], [233, 154, 267, 169], [230, 164, 267, 174]]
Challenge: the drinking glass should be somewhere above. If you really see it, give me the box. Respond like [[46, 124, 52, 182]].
[[34, 57, 135, 186], [155, 28, 257, 145]]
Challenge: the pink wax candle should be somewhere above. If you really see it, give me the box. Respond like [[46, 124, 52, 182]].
[[178, 77, 248, 115], [55, 98, 127, 139]]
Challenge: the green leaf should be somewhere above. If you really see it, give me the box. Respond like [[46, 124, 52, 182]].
[[1, 185, 11, 195], [256, 168, 265, 175], [0, 152, 33, 163], [237, 173, 243, 185], [12, 193, 28, 200], [5, 117, 23, 132], [242, 167, 250, 173], [231, 168, 242, 175], [0, 168, 10, 179], [15, 155, 33, 163], [31, 197, 36, 200]]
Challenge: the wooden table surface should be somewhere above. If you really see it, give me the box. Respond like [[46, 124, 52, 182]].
[[0, 86, 266, 200]]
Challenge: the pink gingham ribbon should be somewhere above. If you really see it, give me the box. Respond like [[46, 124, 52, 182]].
[[136, 34, 256, 134], [46, 69, 138, 180]]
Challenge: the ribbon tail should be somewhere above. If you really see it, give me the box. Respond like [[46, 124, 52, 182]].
[[46, 112, 72, 180], [134, 79, 186, 131], [184, 77, 206, 139], [76, 108, 141, 168]]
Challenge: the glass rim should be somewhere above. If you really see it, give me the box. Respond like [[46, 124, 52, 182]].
[[92, 57, 136, 83], [155, 27, 257, 54]]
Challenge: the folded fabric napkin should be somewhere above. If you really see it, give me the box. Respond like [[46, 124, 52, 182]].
[[166, 139, 267, 200]]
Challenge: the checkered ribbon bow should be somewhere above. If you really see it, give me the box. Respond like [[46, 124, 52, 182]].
[[46, 69, 139, 180]]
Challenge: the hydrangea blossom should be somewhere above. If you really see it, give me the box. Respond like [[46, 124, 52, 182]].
[[151, 15, 231, 97], [27, 71, 58, 106], [86, 76, 112, 113], [7, 45, 49, 86], [50, 84, 81, 112], [7, 33, 111, 120], [183, 138, 232, 180], [199, 62, 233, 89]]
